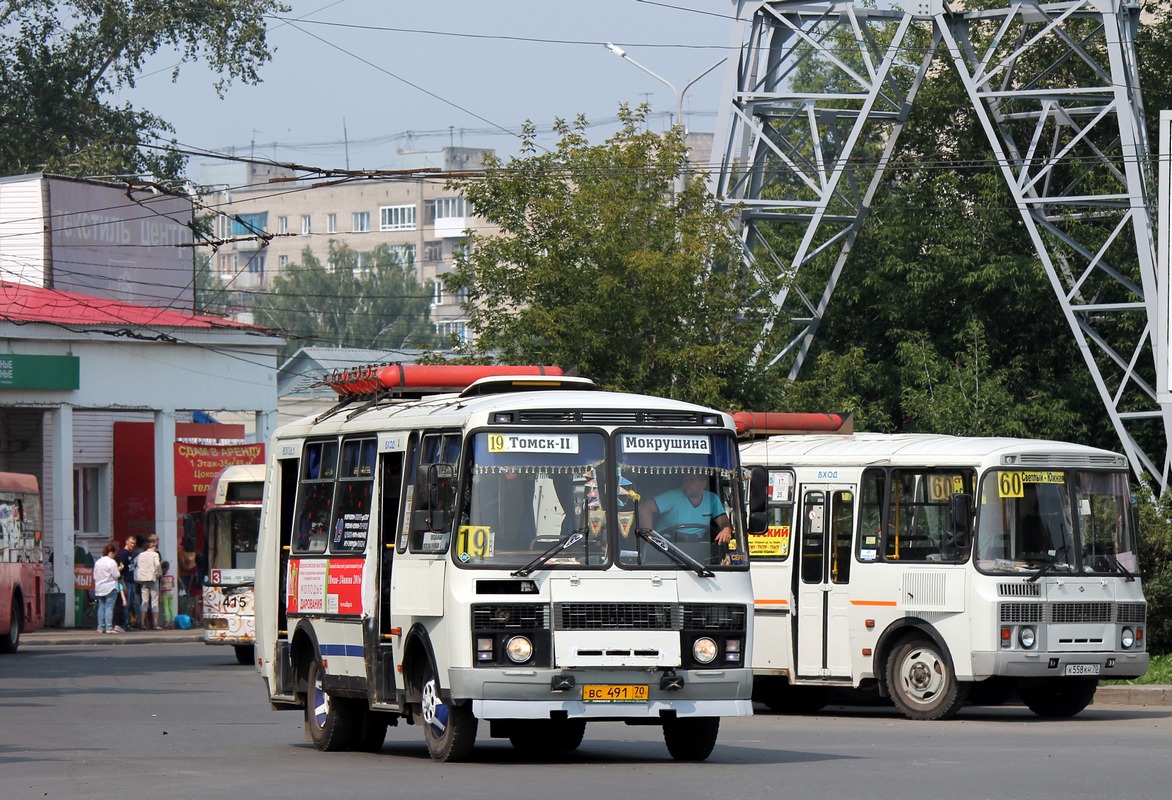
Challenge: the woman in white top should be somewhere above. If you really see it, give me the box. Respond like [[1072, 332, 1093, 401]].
[[135, 536, 163, 630], [93, 543, 121, 634]]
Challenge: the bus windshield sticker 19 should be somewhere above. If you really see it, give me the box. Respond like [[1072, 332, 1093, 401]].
[[486, 433, 579, 453]]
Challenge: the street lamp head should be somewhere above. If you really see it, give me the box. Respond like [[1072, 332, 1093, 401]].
[[605, 42, 627, 59]]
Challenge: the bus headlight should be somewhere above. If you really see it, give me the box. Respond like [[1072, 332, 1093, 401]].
[[1121, 627, 1135, 649], [1018, 626, 1036, 649], [692, 637, 718, 664], [505, 636, 534, 663]]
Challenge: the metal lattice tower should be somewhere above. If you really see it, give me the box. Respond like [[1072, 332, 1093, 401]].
[[712, 0, 1172, 491]]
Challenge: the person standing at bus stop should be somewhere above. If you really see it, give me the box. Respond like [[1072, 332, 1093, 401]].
[[93, 543, 121, 634], [135, 536, 163, 630], [115, 535, 139, 631]]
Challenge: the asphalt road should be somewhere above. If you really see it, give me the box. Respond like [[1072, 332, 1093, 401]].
[[3, 641, 1171, 800]]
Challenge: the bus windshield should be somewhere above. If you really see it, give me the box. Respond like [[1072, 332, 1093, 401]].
[[975, 469, 1136, 576], [456, 430, 747, 570], [207, 509, 260, 571]]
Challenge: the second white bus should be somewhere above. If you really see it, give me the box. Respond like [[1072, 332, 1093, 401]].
[[254, 366, 755, 761], [202, 463, 264, 664], [740, 428, 1149, 719]]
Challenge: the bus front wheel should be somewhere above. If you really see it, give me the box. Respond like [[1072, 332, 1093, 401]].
[[234, 645, 253, 665], [886, 637, 967, 720], [1, 599, 21, 654], [413, 660, 477, 762], [663, 717, 719, 761], [305, 658, 356, 751]]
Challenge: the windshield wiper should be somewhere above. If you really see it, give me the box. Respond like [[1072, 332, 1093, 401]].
[[1105, 555, 1137, 582], [512, 529, 589, 577], [633, 528, 714, 578], [1027, 541, 1072, 583]]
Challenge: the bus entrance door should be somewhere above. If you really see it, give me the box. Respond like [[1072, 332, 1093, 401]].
[[794, 486, 855, 680]]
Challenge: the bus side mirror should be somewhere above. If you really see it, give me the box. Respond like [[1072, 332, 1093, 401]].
[[748, 511, 769, 535], [948, 493, 973, 547], [748, 466, 769, 514], [412, 464, 455, 532]]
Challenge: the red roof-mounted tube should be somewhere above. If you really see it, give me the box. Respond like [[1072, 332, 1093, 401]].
[[733, 411, 854, 437], [325, 364, 565, 397]]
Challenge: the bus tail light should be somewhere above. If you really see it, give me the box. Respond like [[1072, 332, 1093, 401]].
[[1001, 627, 1012, 648]]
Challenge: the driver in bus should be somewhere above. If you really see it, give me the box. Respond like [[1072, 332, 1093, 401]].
[[638, 471, 733, 545]]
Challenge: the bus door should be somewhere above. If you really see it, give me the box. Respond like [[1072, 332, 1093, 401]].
[[794, 485, 855, 679], [369, 448, 406, 705], [273, 457, 299, 697]]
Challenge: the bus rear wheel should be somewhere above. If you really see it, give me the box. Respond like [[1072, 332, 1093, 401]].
[[413, 661, 477, 762], [886, 637, 967, 720], [663, 717, 719, 761], [305, 658, 356, 751], [234, 645, 253, 665], [1, 600, 21, 654], [1019, 677, 1098, 718]]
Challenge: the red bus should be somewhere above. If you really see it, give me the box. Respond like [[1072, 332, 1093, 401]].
[[0, 472, 45, 653]]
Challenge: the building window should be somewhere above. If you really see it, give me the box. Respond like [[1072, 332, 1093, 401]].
[[380, 204, 416, 231], [433, 278, 445, 306], [388, 243, 416, 266], [230, 212, 267, 237], [353, 211, 370, 233], [74, 466, 102, 535], [278, 255, 289, 270], [437, 321, 468, 342], [277, 216, 289, 235], [327, 213, 337, 234], [301, 215, 312, 235], [356, 251, 369, 270], [424, 240, 443, 263], [428, 196, 469, 221], [247, 253, 265, 274]]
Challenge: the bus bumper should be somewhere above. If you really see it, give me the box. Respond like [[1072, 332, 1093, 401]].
[[970, 650, 1148, 679], [451, 667, 754, 719]]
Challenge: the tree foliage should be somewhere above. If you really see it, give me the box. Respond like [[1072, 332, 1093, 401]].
[[449, 106, 773, 409], [251, 242, 437, 360], [0, 0, 288, 179]]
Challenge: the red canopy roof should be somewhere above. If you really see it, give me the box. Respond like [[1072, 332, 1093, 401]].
[[0, 280, 263, 331]]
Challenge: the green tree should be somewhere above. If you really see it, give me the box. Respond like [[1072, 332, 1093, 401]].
[[252, 242, 437, 360], [0, 1, 288, 179], [449, 106, 773, 409]]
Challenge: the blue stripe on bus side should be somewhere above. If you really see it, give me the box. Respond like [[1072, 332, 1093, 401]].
[[319, 644, 364, 657]]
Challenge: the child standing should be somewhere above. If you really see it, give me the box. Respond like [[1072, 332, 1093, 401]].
[[160, 561, 176, 628]]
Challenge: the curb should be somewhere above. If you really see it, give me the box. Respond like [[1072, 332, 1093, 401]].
[[1093, 685, 1172, 707], [20, 629, 205, 647]]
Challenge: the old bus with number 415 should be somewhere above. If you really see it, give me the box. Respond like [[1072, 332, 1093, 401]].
[[253, 366, 756, 762]]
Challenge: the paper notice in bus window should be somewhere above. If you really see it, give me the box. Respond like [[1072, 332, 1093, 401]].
[[769, 472, 793, 503], [748, 525, 791, 558]]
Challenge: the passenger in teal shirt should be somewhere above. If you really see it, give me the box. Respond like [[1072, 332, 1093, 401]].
[[638, 472, 733, 545]]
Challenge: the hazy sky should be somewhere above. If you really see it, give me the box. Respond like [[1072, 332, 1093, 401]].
[[120, 0, 740, 176]]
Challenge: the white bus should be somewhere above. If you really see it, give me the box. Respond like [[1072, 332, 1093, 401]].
[[738, 421, 1149, 720], [254, 366, 754, 762], [202, 463, 264, 665]]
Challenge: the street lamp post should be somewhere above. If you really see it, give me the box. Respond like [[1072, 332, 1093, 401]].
[[605, 43, 726, 193]]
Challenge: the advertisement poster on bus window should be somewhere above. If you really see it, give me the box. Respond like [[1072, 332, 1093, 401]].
[[748, 525, 791, 558], [286, 558, 364, 615]]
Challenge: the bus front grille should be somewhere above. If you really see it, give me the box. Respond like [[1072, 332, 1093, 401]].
[[553, 602, 679, 630]]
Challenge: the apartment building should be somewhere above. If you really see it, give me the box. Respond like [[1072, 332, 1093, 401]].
[[196, 147, 496, 344]]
